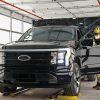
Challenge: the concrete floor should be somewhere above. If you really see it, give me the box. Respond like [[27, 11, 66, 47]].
[[0, 81, 100, 100], [78, 81, 100, 100]]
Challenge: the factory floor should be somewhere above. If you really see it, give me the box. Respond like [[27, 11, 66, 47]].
[[0, 81, 100, 100]]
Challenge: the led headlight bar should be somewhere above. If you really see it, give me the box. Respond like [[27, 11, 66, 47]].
[[58, 52, 66, 65], [51, 48, 71, 66]]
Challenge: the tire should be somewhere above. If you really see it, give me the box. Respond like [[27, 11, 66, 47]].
[[87, 75, 96, 81], [0, 86, 4, 93], [63, 63, 81, 96], [0, 86, 17, 94]]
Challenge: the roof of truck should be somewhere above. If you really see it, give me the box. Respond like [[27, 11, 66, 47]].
[[33, 25, 79, 29]]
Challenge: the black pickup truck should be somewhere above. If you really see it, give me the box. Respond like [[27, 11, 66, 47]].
[[0, 19, 100, 96]]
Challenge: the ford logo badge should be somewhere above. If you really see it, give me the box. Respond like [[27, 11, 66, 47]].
[[18, 55, 31, 61]]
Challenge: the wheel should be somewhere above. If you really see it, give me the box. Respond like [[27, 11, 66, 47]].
[[87, 75, 96, 81], [0, 86, 17, 95], [63, 63, 81, 96], [0, 86, 3, 93]]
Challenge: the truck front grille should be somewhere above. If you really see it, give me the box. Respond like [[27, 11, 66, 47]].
[[5, 52, 52, 72]]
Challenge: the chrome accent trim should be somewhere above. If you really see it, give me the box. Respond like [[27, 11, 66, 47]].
[[18, 55, 31, 61], [0, 48, 69, 52], [57, 66, 66, 69], [56, 72, 73, 75], [57, 69, 68, 72], [56, 73, 69, 75]]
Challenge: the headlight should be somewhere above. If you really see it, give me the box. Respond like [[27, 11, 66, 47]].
[[0, 51, 4, 65], [51, 51, 66, 65], [58, 52, 66, 65], [51, 48, 71, 66]]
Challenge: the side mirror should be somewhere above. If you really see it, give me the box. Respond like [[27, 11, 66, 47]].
[[80, 38, 93, 46]]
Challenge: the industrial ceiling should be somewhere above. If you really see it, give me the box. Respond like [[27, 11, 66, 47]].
[[0, 0, 100, 19]]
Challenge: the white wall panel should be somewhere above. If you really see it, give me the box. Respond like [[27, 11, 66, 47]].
[[0, 14, 10, 30], [0, 30, 10, 44]]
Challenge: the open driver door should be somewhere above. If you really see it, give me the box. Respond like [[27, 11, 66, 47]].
[[79, 38, 100, 75]]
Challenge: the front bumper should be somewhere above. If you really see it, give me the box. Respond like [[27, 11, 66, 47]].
[[0, 70, 72, 88]]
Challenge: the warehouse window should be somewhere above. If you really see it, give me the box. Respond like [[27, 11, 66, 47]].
[[23, 22, 31, 33], [0, 13, 32, 44], [12, 18, 22, 33], [0, 30, 9, 44], [12, 32, 22, 41], [0, 14, 10, 30]]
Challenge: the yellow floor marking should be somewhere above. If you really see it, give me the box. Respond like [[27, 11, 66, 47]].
[[58, 96, 78, 100], [9, 93, 15, 96], [46, 98, 55, 100], [78, 93, 81, 96]]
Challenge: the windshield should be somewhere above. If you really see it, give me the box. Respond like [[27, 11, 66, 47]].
[[19, 26, 76, 42]]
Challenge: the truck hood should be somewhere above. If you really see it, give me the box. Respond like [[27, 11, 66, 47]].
[[2, 41, 75, 49]]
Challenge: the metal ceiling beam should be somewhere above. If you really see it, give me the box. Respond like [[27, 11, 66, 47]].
[[68, 5, 100, 9], [8, 5, 100, 12], [0, 0, 90, 5], [74, 10, 100, 14], [0, 0, 43, 19], [25, 10, 100, 16]]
